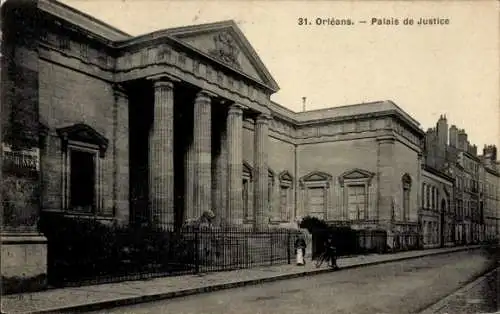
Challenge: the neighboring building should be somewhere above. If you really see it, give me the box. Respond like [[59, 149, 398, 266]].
[[424, 115, 500, 245], [480, 145, 500, 240], [420, 165, 454, 248]]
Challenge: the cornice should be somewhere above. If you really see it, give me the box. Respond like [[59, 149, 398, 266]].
[[484, 166, 500, 177], [39, 0, 130, 42], [118, 20, 279, 93], [422, 165, 454, 183], [115, 35, 275, 95]]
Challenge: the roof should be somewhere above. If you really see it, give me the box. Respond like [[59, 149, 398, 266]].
[[39, 1, 279, 93], [269, 100, 424, 136], [39, 0, 131, 41]]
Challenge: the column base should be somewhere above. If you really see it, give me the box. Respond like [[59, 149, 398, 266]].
[[1, 233, 48, 294]]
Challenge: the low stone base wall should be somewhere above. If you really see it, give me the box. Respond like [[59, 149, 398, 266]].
[[1, 233, 48, 294]]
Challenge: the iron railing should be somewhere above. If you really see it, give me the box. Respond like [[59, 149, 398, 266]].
[[42, 214, 423, 288], [42, 215, 300, 287]]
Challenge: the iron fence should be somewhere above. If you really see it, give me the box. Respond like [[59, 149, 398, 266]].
[[41, 214, 299, 287], [41, 214, 424, 288], [386, 232, 420, 252]]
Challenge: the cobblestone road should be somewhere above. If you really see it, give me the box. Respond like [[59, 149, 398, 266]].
[[89, 249, 497, 314]]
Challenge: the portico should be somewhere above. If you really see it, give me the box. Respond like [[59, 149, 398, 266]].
[[116, 22, 279, 229]]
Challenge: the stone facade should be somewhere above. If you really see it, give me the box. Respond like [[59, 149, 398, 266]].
[[2, 0, 500, 292], [420, 166, 454, 248], [424, 115, 500, 245]]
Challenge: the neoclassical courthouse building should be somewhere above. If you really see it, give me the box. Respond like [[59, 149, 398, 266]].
[[1, 0, 499, 288]]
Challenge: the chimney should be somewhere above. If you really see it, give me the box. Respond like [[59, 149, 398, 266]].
[[458, 129, 468, 151], [484, 145, 498, 161], [436, 114, 448, 146], [302, 97, 306, 112], [449, 125, 458, 147]]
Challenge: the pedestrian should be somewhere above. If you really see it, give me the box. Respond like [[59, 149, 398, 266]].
[[324, 236, 339, 269], [294, 233, 307, 266]]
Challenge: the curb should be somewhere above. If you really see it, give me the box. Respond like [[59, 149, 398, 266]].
[[9, 246, 483, 314], [418, 265, 499, 314]]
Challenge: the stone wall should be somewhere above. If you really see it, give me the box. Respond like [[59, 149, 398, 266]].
[[296, 137, 379, 221], [38, 58, 117, 215]]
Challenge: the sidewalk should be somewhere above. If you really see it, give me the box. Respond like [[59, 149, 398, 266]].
[[1, 245, 482, 314], [419, 264, 499, 314]]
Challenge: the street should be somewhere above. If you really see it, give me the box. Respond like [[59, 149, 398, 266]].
[[88, 249, 497, 314]]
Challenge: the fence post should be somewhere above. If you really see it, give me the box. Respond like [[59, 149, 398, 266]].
[[287, 231, 291, 264], [270, 232, 274, 266], [194, 229, 200, 274]]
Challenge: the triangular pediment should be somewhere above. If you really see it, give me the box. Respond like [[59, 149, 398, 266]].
[[57, 123, 109, 154], [340, 168, 375, 180], [301, 171, 332, 182], [279, 170, 294, 182], [164, 21, 279, 92]]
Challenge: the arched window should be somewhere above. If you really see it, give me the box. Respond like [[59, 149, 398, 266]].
[[268, 168, 275, 212], [402, 174, 412, 221], [278, 171, 293, 222], [243, 161, 253, 221]]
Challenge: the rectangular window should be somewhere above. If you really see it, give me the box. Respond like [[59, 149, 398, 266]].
[[403, 186, 410, 220], [243, 179, 249, 220], [280, 185, 289, 221], [69, 149, 96, 213], [347, 185, 366, 220], [422, 184, 425, 207], [268, 177, 274, 211], [308, 187, 325, 219], [426, 186, 431, 208]]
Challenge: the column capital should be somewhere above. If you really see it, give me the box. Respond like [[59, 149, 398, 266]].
[[196, 89, 218, 99], [255, 113, 272, 124], [228, 103, 246, 116], [148, 74, 180, 89], [113, 83, 128, 99], [195, 90, 217, 104]]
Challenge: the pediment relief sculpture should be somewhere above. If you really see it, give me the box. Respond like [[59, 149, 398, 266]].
[[209, 31, 241, 69]]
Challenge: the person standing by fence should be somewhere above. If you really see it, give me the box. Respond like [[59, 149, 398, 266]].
[[294, 234, 307, 266]]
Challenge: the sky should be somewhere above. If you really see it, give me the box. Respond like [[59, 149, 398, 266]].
[[61, 0, 499, 150]]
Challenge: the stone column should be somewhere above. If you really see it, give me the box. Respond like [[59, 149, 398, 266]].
[[226, 104, 244, 224], [192, 90, 214, 220], [213, 111, 228, 223], [113, 84, 129, 225], [149, 77, 176, 229], [254, 113, 270, 230], [184, 128, 195, 222]]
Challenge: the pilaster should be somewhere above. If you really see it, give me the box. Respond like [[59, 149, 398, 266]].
[[113, 84, 129, 225], [377, 134, 396, 227]]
